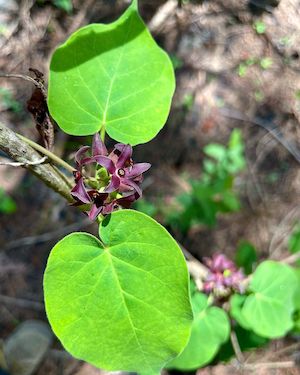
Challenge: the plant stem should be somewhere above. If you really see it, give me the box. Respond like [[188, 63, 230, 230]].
[[100, 126, 106, 142], [230, 329, 245, 364], [17, 133, 75, 173]]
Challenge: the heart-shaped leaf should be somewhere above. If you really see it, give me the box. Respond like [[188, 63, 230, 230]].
[[44, 210, 192, 373], [166, 292, 230, 370], [48, 0, 175, 145], [241, 261, 298, 338], [230, 294, 252, 330]]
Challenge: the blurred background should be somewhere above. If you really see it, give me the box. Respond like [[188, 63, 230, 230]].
[[0, 0, 299, 374]]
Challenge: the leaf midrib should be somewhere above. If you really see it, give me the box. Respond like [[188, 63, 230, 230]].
[[105, 251, 156, 373]]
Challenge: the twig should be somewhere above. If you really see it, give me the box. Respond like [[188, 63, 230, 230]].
[[0, 72, 46, 95], [263, 342, 300, 361], [220, 107, 300, 164], [0, 155, 47, 167], [2, 218, 92, 252], [0, 294, 44, 311], [148, 0, 178, 33], [179, 243, 209, 290], [281, 252, 300, 265], [268, 206, 300, 258], [242, 361, 295, 371], [0, 122, 74, 203], [230, 330, 245, 365]]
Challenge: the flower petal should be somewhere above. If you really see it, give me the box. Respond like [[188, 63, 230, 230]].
[[75, 146, 90, 167], [125, 163, 151, 178], [89, 156, 116, 174], [116, 144, 133, 168], [88, 204, 103, 221], [71, 178, 91, 204], [117, 192, 138, 208], [105, 174, 121, 193], [92, 133, 107, 157], [122, 179, 142, 198], [102, 203, 115, 215]]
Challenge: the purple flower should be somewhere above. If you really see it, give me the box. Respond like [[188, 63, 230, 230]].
[[70, 134, 151, 220], [103, 143, 151, 198], [202, 253, 245, 297]]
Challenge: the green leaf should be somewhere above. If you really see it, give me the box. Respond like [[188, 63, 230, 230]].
[[230, 294, 251, 330], [293, 268, 300, 310], [167, 293, 230, 370], [44, 210, 192, 373], [204, 144, 226, 161], [288, 225, 300, 254], [260, 57, 273, 70], [235, 241, 257, 274], [53, 0, 72, 12], [242, 261, 298, 338], [48, 1, 175, 145], [292, 269, 300, 332], [0, 188, 17, 214], [254, 20, 266, 34]]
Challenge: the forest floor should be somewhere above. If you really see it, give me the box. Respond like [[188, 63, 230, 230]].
[[0, 0, 300, 374]]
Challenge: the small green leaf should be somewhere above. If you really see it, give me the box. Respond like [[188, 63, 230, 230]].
[[48, 1, 175, 145], [242, 261, 298, 338], [235, 241, 257, 274], [204, 144, 226, 161], [53, 0, 72, 12], [238, 63, 248, 77], [288, 225, 300, 254], [44, 210, 192, 373], [167, 293, 230, 370], [260, 57, 273, 69], [254, 20, 266, 34], [0, 188, 17, 214]]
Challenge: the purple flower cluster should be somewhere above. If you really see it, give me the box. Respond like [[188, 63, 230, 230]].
[[202, 254, 245, 297], [71, 134, 151, 220]]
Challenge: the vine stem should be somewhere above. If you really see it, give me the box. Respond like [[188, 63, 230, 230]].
[[230, 329, 245, 364], [17, 133, 75, 174]]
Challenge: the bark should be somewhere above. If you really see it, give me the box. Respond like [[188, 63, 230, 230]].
[[0, 122, 74, 203]]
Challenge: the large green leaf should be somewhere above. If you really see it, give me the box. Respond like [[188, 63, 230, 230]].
[[241, 261, 298, 338], [44, 210, 192, 373], [166, 293, 230, 370], [48, 0, 175, 145]]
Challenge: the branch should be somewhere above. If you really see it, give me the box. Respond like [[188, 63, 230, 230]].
[[0, 122, 74, 203], [0, 72, 46, 95]]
